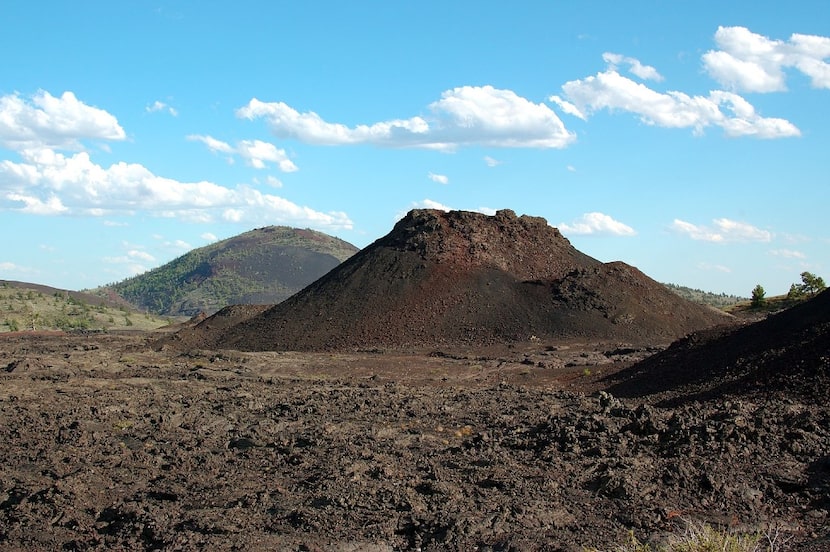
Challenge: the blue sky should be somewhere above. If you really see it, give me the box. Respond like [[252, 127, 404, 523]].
[[1, 1, 828, 296]]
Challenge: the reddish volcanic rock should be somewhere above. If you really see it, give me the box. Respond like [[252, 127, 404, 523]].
[[172, 209, 733, 352]]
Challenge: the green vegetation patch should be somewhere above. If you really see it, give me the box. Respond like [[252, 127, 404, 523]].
[[0, 281, 171, 333]]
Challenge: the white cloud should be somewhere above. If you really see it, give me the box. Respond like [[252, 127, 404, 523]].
[[555, 66, 800, 139], [223, 209, 243, 223], [703, 26, 830, 92], [0, 90, 126, 151], [5, 192, 68, 215], [558, 212, 636, 236], [127, 249, 155, 262], [548, 95, 586, 120], [769, 248, 806, 259], [483, 156, 502, 167], [170, 240, 191, 251], [428, 172, 449, 184], [697, 262, 732, 273], [103, 220, 128, 227], [201, 232, 218, 242], [265, 175, 283, 188], [237, 99, 429, 146], [237, 140, 297, 172], [102, 251, 152, 276], [103, 249, 156, 266], [671, 219, 724, 242], [671, 218, 772, 242], [0, 261, 37, 275], [146, 100, 179, 117], [237, 85, 575, 151], [566, 165, 576, 172], [252, 175, 284, 189], [187, 134, 234, 154], [187, 135, 298, 172], [602, 52, 664, 81], [0, 148, 352, 230]]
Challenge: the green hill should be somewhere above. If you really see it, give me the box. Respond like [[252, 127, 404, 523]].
[[0, 280, 171, 332], [99, 226, 359, 317], [662, 283, 746, 309]]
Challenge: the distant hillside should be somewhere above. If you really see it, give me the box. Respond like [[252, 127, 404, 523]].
[[662, 283, 746, 309], [724, 293, 806, 320], [0, 280, 171, 332], [101, 226, 359, 317]]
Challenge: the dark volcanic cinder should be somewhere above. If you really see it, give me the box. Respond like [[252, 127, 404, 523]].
[[172, 209, 732, 352], [608, 287, 830, 405]]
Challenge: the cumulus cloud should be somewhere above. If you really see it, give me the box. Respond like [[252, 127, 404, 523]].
[[201, 232, 218, 242], [5, 192, 67, 215], [483, 156, 502, 167], [237, 85, 575, 151], [0, 90, 126, 151], [0, 148, 351, 230], [428, 172, 449, 184], [703, 26, 830, 92], [558, 212, 636, 236], [602, 52, 664, 81], [553, 64, 800, 138], [187, 135, 298, 172], [187, 134, 234, 155], [146, 100, 178, 117], [671, 218, 772, 242], [237, 140, 297, 172]]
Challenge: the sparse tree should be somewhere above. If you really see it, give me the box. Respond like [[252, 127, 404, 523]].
[[799, 271, 826, 296], [788, 271, 827, 299], [787, 283, 802, 300], [750, 284, 766, 308]]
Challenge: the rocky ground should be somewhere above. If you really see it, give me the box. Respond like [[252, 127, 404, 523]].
[[1, 331, 828, 551]]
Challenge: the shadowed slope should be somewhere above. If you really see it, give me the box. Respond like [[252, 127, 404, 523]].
[[173, 209, 732, 352], [607, 288, 830, 405]]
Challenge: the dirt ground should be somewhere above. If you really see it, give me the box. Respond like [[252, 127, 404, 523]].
[[1, 331, 828, 551]]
